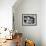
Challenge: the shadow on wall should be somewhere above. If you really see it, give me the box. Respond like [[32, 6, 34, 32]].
[[12, 0, 41, 46]]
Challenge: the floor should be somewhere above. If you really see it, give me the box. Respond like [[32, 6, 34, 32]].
[[0, 39, 16, 46], [0, 33, 23, 46]]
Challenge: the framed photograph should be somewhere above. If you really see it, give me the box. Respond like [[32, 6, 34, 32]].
[[22, 14, 37, 26]]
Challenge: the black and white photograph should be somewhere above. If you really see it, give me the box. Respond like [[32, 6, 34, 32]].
[[22, 14, 37, 26]]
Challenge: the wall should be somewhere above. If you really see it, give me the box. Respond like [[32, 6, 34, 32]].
[[13, 0, 41, 46], [0, 0, 16, 30], [41, 0, 46, 46]]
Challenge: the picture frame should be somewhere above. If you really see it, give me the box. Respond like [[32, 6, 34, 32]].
[[22, 14, 37, 26]]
